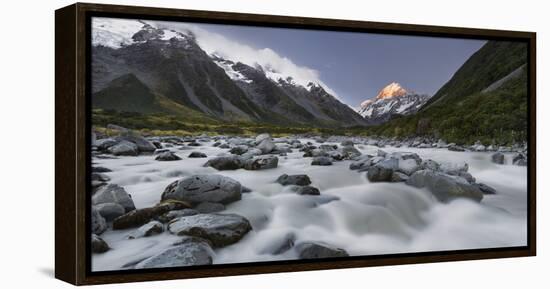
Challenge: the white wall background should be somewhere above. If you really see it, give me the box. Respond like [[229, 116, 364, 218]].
[[0, 0, 546, 287]]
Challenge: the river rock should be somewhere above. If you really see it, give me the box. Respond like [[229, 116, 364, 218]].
[[260, 232, 296, 255], [157, 209, 199, 223], [161, 174, 242, 205], [421, 159, 440, 171], [276, 174, 312, 186], [92, 166, 112, 173], [92, 184, 135, 213], [92, 207, 107, 235], [255, 133, 271, 144], [448, 145, 466, 152], [91, 234, 110, 253], [243, 155, 278, 170], [115, 135, 157, 153], [168, 213, 252, 247], [229, 145, 249, 155], [108, 140, 139, 156], [339, 145, 361, 159], [96, 138, 118, 151], [513, 153, 527, 166], [397, 158, 420, 175], [311, 156, 332, 166], [294, 186, 321, 195], [155, 151, 181, 161], [476, 183, 497, 195], [204, 155, 242, 170], [128, 221, 164, 239], [134, 237, 213, 269], [367, 158, 397, 182], [391, 171, 409, 182], [440, 162, 469, 175], [195, 202, 225, 213], [95, 203, 126, 221], [257, 138, 276, 154], [296, 242, 349, 259], [188, 151, 207, 158], [406, 170, 484, 202], [113, 201, 190, 230], [491, 152, 505, 164]]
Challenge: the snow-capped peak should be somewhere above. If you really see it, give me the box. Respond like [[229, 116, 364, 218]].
[[91, 18, 191, 49], [357, 82, 430, 123], [375, 82, 408, 100]]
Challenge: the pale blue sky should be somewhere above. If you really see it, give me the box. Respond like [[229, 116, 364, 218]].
[[195, 23, 486, 106]]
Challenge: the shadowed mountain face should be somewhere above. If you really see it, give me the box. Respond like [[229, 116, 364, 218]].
[[91, 21, 367, 127]]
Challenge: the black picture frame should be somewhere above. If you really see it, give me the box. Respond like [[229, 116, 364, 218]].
[[55, 2, 536, 285]]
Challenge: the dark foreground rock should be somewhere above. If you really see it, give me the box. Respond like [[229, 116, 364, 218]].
[[168, 213, 252, 247], [134, 237, 213, 269], [204, 156, 242, 170], [92, 207, 107, 235], [294, 186, 321, 195], [94, 202, 126, 221], [491, 152, 505, 164], [188, 151, 207, 158], [155, 151, 182, 161], [161, 174, 242, 206], [91, 234, 110, 253], [113, 201, 190, 230], [296, 242, 349, 259], [276, 174, 312, 186]]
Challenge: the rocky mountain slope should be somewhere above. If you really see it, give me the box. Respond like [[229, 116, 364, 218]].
[[357, 82, 430, 124], [366, 41, 528, 145], [91, 19, 366, 127]]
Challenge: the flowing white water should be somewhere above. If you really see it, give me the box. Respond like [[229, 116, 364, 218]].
[[91, 140, 527, 271]]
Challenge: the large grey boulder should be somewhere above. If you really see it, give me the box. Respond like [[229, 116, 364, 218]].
[[115, 135, 157, 153], [195, 202, 225, 213], [108, 140, 139, 156], [367, 158, 398, 182], [406, 170, 484, 202], [95, 203, 126, 221], [92, 207, 107, 235], [491, 152, 505, 164], [295, 242, 349, 259], [243, 155, 278, 170], [168, 213, 252, 247], [204, 156, 242, 170], [397, 158, 420, 175], [161, 175, 242, 206], [257, 138, 276, 154], [96, 138, 118, 152], [339, 146, 361, 159], [229, 145, 249, 155], [134, 237, 213, 269], [92, 184, 135, 213], [276, 174, 312, 186]]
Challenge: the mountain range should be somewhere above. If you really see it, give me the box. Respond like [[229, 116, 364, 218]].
[[91, 20, 366, 127], [91, 19, 528, 144]]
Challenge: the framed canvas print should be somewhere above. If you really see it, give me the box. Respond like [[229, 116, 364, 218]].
[[55, 2, 536, 285]]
